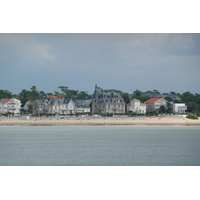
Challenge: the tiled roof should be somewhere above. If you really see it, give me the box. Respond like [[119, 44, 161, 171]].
[[145, 98, 161, 103], [48, 96, 64, 99], [48, 96, 59, 99], [1, 98, 10, 102], [0, 101, 7, 104], [8, 103, 15, 105], [140, 102, 145, 105], [49, 98, 72, 105]]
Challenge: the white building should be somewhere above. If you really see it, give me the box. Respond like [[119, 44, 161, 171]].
[[0, 101, 8, 114], [0, 98, 21, 116], [145, 98, 168, 112], [173, 103, 187, 113], [75, 100, 92, 113], [127, 98, 146, 114], [27, 96, 76, 115]]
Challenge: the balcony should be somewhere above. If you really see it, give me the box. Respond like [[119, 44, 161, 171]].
[[9, 105, 17, 110]]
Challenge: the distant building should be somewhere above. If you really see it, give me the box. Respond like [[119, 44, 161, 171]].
[[0, 98, 21, 116], [75, 100, 92, 113], [127, 98, 146, 114], [26, 96, 75, 115], [49, 98, 75, 114], [173, 103, 187, 113], [33, 99, 50, 114], [144, 98, 168, 112], [92, 84, 125, 114], [23, 100, 36, 112]]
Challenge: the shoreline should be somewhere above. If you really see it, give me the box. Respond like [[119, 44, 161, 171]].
[[0, 116, 200, 126]]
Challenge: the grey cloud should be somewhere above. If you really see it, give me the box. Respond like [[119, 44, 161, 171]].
[[0, 33, 200, 94]]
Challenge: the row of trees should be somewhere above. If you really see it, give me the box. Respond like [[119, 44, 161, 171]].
[[1, 86, 200, 115], [133, 89, 181, 96]]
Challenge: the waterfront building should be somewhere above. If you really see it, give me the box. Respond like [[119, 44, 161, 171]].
[[92, 84, 125, 114], [144, 98, 168, 112], [27, 96, 75, 115], [49, 98, 75, 114], [75, 99, 92, 113], [127, 98, 146, 114], [0, 98, 21, 116], [23, 100, 36, 112], [173, 103, 187, 113]]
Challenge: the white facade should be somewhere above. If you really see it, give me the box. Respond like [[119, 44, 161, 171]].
[[173, 103, 187, 113], [127, 99, 146, 114], [76, 107, 91, 113], [31, 98, 75, 115], [60, 99, 75, 114], [0, 102, 8, 114], [145, 98, 168, 112], [75, 100, 91, 113], [0, 98, 21, 115]]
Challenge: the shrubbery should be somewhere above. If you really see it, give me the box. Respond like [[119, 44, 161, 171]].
[[187, 114, 198, 120]]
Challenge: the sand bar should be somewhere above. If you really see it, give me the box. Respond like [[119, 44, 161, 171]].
[[0, 116, 200, 126]]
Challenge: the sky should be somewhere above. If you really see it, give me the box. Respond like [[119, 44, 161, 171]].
[[0, 33, 200, 95]]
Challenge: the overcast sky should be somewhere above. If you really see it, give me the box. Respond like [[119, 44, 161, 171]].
[[0, 33, 200, 95]]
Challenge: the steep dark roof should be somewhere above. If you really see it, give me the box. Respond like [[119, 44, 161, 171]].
[[93, 84, 99, 99], [36, 99, 46, 104], [49, 98, 72, 105], [98, 92, 123, 100], [75, 99, 92, 108]]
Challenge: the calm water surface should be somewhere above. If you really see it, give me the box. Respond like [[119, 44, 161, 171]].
[[0, 126, 200, 166]]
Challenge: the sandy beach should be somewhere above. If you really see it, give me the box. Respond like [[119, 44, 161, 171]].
[[0, 116, 200, 126]]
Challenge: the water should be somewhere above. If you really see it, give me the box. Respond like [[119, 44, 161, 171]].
[[0, 126, 200, 166]]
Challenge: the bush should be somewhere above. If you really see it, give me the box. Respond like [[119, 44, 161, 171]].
[[187, 114, 198, 120]]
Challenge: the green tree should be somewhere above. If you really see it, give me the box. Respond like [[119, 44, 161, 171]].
[[159, 105, 166, 113], [54, 91, 63, 96], [29, 86, 41, 100], [27, 104, 33, 113], [39, 91, 47, 99], [153, 89, 160, 94], [166, 102, 173, 113], [164, 97, 173, 102], [18, 89, 31, 106], [122, 94, 130, 104], [133, 89, 142, 96], [0, 90, 13, 98], [77, 91, 91, 100], [47, 93, 53, 97]]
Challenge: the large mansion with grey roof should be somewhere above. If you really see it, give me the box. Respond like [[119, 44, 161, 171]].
[[92, 84, 126, 114]]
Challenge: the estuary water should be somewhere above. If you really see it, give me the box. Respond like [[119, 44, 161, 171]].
[[0, 125, 200, 166]]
